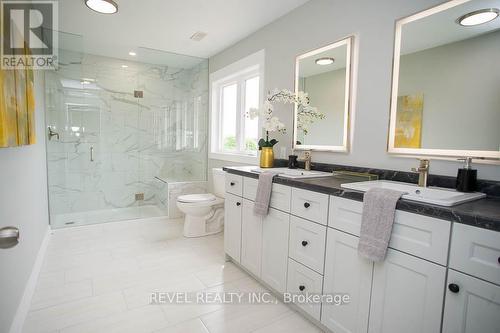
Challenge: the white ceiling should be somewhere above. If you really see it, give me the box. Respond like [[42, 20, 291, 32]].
[[57, 0, 309, 63], [402, 0, 500, 54]]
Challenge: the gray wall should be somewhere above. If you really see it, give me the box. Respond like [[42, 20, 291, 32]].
[[0, 71, 49, 332], [209, 0, 500, 181], [300, 68, 346, 146], [399, 30, 500, 151]]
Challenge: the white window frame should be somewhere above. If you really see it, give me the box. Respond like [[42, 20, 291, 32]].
[[209, 49, 265, 164]]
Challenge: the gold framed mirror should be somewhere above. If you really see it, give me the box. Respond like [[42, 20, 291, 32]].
[[388, 0, 500, 161], [293, 36, 353, 152]]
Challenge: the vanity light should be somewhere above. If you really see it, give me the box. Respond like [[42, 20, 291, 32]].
[[315, 57, 335, 65], [84, 0, 118, 14], [457, 8, 499, 26], [128, 51, 136, 56]]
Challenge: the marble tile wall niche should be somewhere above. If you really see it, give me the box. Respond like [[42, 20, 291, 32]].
[[45, 51, 208, 227]]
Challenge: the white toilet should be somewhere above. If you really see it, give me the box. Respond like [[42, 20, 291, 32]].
[[177, 168, 225, 237]]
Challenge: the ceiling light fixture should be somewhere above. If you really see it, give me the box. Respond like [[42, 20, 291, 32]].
[[315, 57, 335, 65], [121, 65, 128, 68], [457, 8, 499, 26], [84, 0, 118, 14], [128, 51, 136, 56]]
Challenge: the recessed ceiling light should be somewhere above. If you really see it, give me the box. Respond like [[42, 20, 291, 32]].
[[128, 51, 136, 56], [85, 0, 118, 14], [315, 57, 335, 65], [457, 8, 499, 26], [121, 65, 128, 68]]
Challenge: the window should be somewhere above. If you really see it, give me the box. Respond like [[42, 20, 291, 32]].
[[210, 50, 264, 163]]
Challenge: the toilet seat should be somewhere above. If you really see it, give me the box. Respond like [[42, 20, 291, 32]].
[[177, 193, 216, 203]]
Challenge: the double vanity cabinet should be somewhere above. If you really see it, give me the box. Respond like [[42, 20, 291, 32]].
[[224, 171, 500, 333]]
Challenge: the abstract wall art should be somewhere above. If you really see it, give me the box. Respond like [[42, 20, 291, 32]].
[[0, 45, 36, 148], [395, 93, 423, 148]]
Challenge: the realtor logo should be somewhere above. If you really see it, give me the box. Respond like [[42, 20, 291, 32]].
[[1, 0, 58, 69]]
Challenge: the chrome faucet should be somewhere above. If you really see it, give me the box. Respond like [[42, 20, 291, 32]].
[[411, 159, 430, 187], [302, 151, 312, 171]]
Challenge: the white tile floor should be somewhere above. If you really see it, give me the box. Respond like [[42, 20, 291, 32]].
[[23, 217, 324, 333]]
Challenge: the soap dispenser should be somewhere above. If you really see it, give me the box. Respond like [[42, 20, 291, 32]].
[[456, 157, 477, 192]]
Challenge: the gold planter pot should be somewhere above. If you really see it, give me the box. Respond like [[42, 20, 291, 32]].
[[260, 147, 274, 168]]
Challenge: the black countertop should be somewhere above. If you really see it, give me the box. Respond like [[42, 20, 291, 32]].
[[224, 166, 500, 232]]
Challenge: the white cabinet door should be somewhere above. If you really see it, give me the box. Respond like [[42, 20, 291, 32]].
[[241, 199, 263, 277], [224, 193, 242, 263], [443, 269, 500, 333], [261, 208, 290, 293], [329, 197, 451, 265], [225, 173, 243, 196], [321, 229, 373, 333], [289, 216, 327, 274], [449, 223, 500, 285], [287, 259, 324, 320], [368, 249, 446, 333]]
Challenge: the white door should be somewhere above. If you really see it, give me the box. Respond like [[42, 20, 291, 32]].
[[368, 249, 446, 333], [443, 269, 500, 333], [261, 208, 290, 293], [241, 199, 263, 277], [224, 193, 242, 262], [321, 229, 373, 333]]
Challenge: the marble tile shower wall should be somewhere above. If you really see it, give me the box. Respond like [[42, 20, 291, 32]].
[[45, 52, 208, 226]]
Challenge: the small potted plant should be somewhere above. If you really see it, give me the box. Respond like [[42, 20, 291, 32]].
[[248, 98, 285, 168], [249, 89, 322, 168]]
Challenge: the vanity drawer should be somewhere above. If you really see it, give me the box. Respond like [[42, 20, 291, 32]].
[[289, 216, 327, 273], [329, 197, 451, 265], [243, 177, 291, 212], [291, 188, 329, 225], [225, 173, 243, 196], [287, 258, 323, 320], [449, 223, 500, 285]]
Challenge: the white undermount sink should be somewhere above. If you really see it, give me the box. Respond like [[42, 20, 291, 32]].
[[251, 167, 333, 179], [341, 180, 486, 207]]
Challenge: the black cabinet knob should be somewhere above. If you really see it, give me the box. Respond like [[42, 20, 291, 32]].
[[498, 257, 500, 264], [301, 240, 308, 247], [448, 283, 460, 293], [236, 202, 241, 206], [230, 182, 235, 186], [299, 285, 305, 291], [304, 202, 310, 208]]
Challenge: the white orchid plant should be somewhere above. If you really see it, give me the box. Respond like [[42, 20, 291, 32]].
[[248, 89, 323, 149]]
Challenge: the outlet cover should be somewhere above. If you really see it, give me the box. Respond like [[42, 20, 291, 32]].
[[135, 193, 145, 201]]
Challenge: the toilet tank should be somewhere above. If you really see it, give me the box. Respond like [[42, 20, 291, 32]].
[[212, 168, 226, 198]]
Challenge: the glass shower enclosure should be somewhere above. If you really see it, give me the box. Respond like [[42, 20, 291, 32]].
[[44, 32, 208, 228]]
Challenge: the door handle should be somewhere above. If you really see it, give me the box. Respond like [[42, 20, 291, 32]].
[[0, 227, 20, 249], [90, 146, 94, 162]]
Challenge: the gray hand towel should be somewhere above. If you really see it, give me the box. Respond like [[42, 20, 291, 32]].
[[254, 171, 280, 216], [358, 188, 404, 262]]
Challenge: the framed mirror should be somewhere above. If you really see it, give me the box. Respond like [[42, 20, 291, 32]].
[[293, 36, 353, 152], [388, 0, 500, 160]]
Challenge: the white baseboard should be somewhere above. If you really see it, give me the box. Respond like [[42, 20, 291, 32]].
[[9, 226, 51, 333]]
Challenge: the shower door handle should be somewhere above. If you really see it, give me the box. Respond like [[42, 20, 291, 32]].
[[0, 226, 20, 249], [90, 146, 94, 162]]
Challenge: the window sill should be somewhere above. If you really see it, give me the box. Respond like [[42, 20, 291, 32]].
[[209, 152, 258, 164]]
